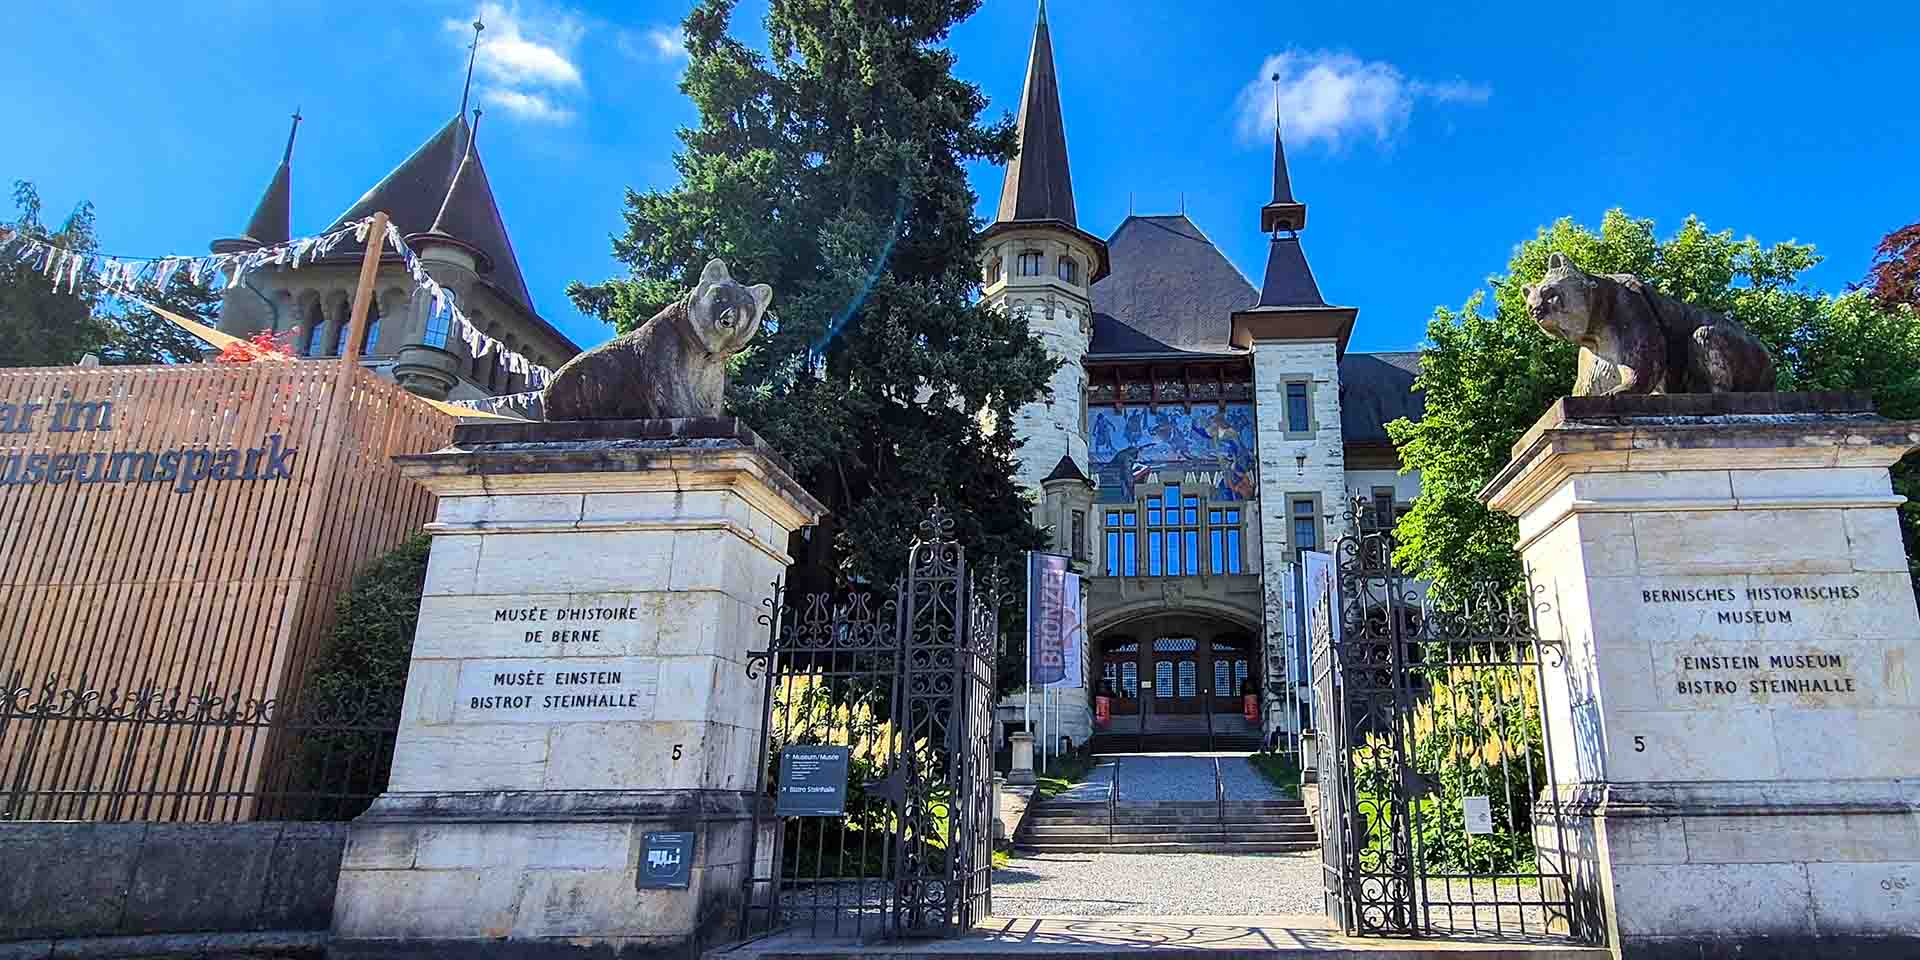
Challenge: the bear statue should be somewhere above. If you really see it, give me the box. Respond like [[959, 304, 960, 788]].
[[541, 258, 771, 420], [1524, 252, 1775, 396]]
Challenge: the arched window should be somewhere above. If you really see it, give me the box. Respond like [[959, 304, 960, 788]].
[[361, 300, 382, 355], [304, 303, 327, 356], [1017, 249, 1044, 277], [1057, 257, 1078, 284], [329, 305, 349, 356]]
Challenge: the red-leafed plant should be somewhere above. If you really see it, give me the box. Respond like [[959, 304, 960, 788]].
[[1868, 223, 1920, 309], [215, 327, 299, 363]]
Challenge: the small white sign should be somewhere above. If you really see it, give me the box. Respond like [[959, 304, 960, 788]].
[[1463, 795, 1494, 835], [452, 656, 661, 724]]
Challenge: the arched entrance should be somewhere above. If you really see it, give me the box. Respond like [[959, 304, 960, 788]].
[[1092, 613, 1261, 749]]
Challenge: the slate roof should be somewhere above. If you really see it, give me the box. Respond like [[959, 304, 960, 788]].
[[1271, 127, 1296, 205], [1255, 236, 1325, 308], [995, 0, 1076, 226], [1088, 215, 1255, 356], [217, 116, 298, 250], [324, 114, 536, 313], [1040, 454, 1091, 485], [1340, 351, 1425, 441]]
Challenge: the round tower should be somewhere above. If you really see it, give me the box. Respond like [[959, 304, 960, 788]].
[[980, 0, 1109, 503]]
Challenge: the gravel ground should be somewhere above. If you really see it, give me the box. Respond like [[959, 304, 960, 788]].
[[993, 850, 1324, 917], [1050, 754, 1287, 804]]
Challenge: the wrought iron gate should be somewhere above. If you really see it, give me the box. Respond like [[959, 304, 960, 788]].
[[1310, 503, 1598, 942], [741, 504, 997, 940]]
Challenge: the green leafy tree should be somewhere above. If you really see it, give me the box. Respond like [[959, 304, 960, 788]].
[[567, 0, 1050, 596], [0, 181, 117, 366], [1386, 210, 1920, 596], [103, 271, 222, 365]]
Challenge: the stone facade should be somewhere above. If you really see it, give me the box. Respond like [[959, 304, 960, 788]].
[[1483, 394, 1920, 955], [1249, 337, 1348, 739], [982, 227, 1099, 500], [331, 419, 824, 957]]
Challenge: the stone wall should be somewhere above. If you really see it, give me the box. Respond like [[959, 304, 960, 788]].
[[1250, 338, 1347, 739], [0, 822, 345, 942]]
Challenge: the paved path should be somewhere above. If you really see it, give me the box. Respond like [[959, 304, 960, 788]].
[[1049, 753, 1289, 803], [993, 849, 1324, 917]]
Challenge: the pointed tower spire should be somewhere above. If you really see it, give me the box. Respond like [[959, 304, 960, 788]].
[[211, 109, 299, 252], [459, 17, 485, 122], [1260, 75, 1307, 234], [410, 110, 497, 274], [994, 0, 1076, 226]]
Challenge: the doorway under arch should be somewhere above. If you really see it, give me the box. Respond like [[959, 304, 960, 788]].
[[1092, 612, 1263, 750]]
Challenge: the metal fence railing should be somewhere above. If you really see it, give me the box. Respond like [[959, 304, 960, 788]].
[[0, 669, 397, 823]]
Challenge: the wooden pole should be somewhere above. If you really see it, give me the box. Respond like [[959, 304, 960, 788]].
[[341, 211, 390, 366]]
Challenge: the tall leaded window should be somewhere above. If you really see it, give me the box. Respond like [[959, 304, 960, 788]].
[[1057, 257, 1078, 283], [1104, 509, 1138, 576], [304, 304, 327, 356], [1071, 510, 1087, 562], [424, 290, 452, 348], [362, 301, 382, 355], [1017, 249, 1044, 276], [1145, 484, 1200, 576], [330, 312, 349, 356], [1154, 660, 1173, 699], [1292, 497, 1319, 558], [1207, 506, 1244, 574], [1372, 487, 1395, 528], [1286, 381, 1311, 432]]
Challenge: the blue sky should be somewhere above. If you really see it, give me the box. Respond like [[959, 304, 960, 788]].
[[7, 0, 1916, 353]]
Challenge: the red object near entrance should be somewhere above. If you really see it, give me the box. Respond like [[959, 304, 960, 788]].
[[1242, 693, 1258, 724], [1095, 695, 1111, 728]]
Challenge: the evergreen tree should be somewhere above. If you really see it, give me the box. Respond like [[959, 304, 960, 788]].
[[1388, 210, 1920, 596], [570, 0, 1052, 588]]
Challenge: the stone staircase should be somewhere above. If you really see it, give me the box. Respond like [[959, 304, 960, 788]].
[[1087, 731, 1264, 754], [1015, 798, 1317, 854]]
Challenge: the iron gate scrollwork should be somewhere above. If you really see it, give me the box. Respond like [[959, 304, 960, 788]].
[[1311, 500, 1599, 943], [742, 503, 997, 940]]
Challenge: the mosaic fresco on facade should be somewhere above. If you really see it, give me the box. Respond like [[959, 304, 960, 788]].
[[1089, 403, 1257, 503]]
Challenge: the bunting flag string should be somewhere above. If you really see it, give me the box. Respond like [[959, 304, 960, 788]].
[[0, 217, 555, 389]]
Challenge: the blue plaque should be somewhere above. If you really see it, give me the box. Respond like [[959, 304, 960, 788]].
[[637, 831, 695, 889], [777, 745, 851, 817]]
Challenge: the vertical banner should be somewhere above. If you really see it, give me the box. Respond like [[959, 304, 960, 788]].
[[1302, 551, 1338, 650], [1053, 570, 1084, 689], [1026, 552, 1069, 687]]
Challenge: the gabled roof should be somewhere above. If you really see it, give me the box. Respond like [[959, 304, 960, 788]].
[[994, 0, 1076, 226], [1087, 215, 1256, 356], [1340, 351, 1425, 442], [325, 114, 535, 312]]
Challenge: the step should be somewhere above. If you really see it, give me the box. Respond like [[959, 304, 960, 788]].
[[1014, 840, 1321, 854], [1025, 817, 1316, 828]]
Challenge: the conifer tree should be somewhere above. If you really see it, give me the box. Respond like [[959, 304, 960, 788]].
[[570, 0, 1052, 587]]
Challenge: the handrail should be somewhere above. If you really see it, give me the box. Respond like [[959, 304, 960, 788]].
[[1213, 756, 1226, 827], [1204, 685, 1216, 752], [1107, 757, 1119, 845]]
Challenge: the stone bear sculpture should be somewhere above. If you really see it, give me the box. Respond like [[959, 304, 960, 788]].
[[542, 259, 771, 420], [1524, 252, 1775, 396]]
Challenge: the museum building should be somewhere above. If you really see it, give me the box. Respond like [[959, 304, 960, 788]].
[[210, 110, 580, 402], [986, 4, 1424, 748]]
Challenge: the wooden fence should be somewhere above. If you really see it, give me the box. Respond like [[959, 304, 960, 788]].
[[0, 360, 454, 819]]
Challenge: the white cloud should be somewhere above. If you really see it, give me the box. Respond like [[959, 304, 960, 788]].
[[447, 3, 585, 124], [481, 88, 575, 124], [1235, 50, 1490, 149], [618, 26, 686, 63]]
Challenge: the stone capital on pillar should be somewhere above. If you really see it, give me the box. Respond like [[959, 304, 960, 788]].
[[1481, 392, 1920, 956], [331, 417, 825, 958]]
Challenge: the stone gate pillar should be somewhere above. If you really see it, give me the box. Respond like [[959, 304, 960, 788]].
[[331, 418, 824, 958], [1482, 393, 1920, 957]]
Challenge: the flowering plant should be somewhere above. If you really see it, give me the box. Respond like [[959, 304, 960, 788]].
[[215, 327, 298, 363]]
